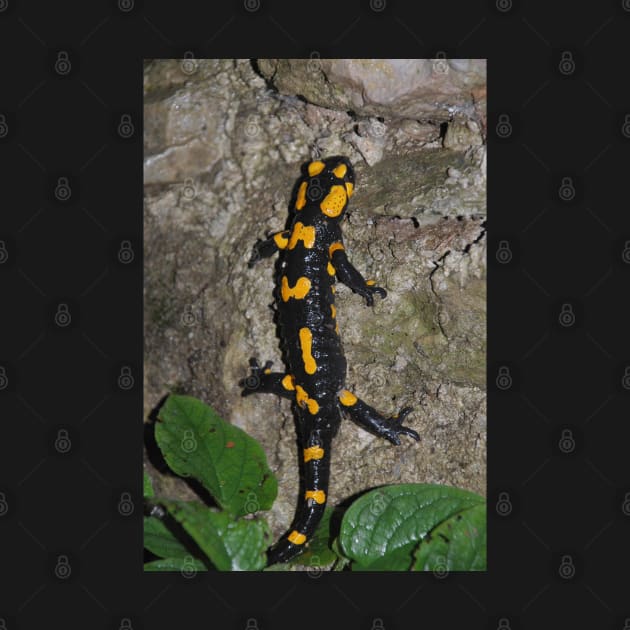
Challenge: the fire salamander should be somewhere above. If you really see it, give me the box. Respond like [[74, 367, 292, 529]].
[[241, 156, 419, 566]]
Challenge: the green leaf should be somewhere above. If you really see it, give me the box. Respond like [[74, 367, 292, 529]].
[[288, 507, 337, 568], [163, 499, 271, 571], [412, 503, 486, 571], [340, 484, 484, 571], [144, 516, 191, 560], [144, 556, 207, 572], [155, 395, 277, 517], [143, 471, 154, 498]]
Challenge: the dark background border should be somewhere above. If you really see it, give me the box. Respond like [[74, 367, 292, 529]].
[[1, 1, 628, 628]]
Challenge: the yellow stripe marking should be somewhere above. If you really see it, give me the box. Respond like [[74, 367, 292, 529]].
[[331, 304, 336, 319], [345, 182, 354, 197], [288, 222, 316, 249], [299, 327, 317, 374], [305, 490, 326, 504], [295, 385, 320, 414], [296, 181, 308, 210], [281, 374, 295, 391], [339, 389, 358, 406], [327, 262, 335, 276], [288, 530, 307, 545], [273, 231, 289, 249], [366, 279, 376, 286], [281, 276, 311, 302], [308, 161, 325, 176], [303, 446, 324, 462], [332, 164, 347, 179], [329, 242, 344, 257]]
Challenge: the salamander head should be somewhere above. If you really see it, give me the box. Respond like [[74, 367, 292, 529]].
[[294, 156, 355, 220]]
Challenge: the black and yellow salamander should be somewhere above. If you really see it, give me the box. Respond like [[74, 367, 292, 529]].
[[241, 156, 419, 565]]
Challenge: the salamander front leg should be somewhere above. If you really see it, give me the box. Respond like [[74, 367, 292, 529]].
[[330, 248, 387, 306], [247, 231, 290, 268], [337, 389, 419, 445], [239, 357, 295, 399]]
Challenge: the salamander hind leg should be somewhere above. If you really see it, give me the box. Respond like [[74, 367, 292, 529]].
[[239, 357, 295, 399], [338, 389, 419, 445]]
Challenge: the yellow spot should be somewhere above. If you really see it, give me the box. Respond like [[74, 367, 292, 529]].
[[331, 286, 336, 294], [366, 279, 376, 286], [305, 490, 326, 504], [303, 446, 324, 462], [296, 181, 308, 210], [288, 222, 315, 249], [331, 304, 336, 319], [263, 368, 271, 375], [273, 231, 288, 249], [335, 322, 340, 335], [295, 385, 320, 414], [339, 389, 358, 406], [345, 182, 354, 197], [288, 530, 307, 545], [281, 276, 311, 302], [332, 164, 347, 179], [281, 374, 295, 391], [327, 262, 335, 276], [299, 327, 317, 375], [320, 185, 348, 218], [329, 242, 345, 257], [308, 161, 325, 176]]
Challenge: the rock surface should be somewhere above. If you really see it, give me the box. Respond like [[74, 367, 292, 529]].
[[143, 58, 487, 552]]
